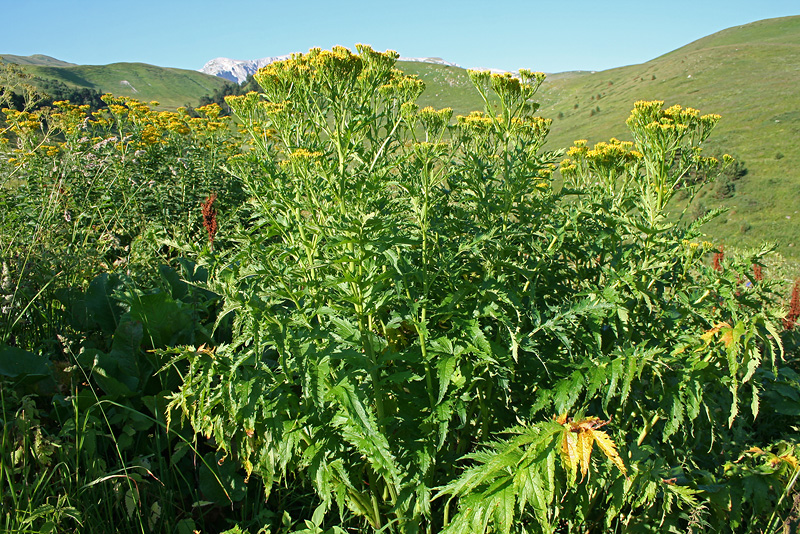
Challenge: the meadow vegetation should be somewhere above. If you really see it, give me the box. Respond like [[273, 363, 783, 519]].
[[1, 46, 799, 534]]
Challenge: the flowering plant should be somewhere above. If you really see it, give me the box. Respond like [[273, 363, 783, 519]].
[[163, 46, 798, 533]]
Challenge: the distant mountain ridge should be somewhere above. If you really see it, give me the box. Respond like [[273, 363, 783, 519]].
[[0, 56, 229, 109], [0, 54, 76, 67], [199, 55, 464, 84]]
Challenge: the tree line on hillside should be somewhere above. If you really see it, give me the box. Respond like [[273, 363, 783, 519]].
[[3, 75, 106, 112]]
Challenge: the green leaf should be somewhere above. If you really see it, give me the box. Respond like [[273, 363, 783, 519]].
[[199, 451, 247, 504], [78, 320, 143, 397], [84, 273, 124, 334], [331, 380, 402, 488], [125, 291, 195, 349], [436, 353, 457, 404], [0, 342, 49, 379]]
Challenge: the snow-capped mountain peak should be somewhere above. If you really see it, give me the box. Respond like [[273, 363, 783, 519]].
[[199, 56, 293, 84]]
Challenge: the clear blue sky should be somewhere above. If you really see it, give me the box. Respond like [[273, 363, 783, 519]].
[[2, 1, 798, 73]]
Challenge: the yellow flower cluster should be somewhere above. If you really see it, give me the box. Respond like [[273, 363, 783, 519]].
[[509, 116, 551, 142], [290, 148, 323, 159], [559, 158, 578, 175], [140, 124, 162, 146], [454, 111, 551, 147], [196, 103, 222, 119], [535, 163, 557, 187], [627, 100, 721, 148], [518, 69, 547, 91], [490, 72, 522, 95], [254, 45, 416, 115], [279, 148, 325, 169], [257, 47, 361, 98], [379, 75, 426, 105], [456, 111, 496, 135], [51, 101, 92, 138], [560, 137, 643, 189], [565, 137, 641, 168], [2, 109, 42, 135], [416, 106, 453, 137], [225, 91, 260, 119], [467, 69, 546, 112]]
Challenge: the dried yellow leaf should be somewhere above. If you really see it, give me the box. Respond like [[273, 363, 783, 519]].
[[776, 454, 798, 470], [592, 429, 628, 475], [577, 429, 594, 480], [719, 327, 734, 348], [558, 414, 627, 481], [561, 428, 579, 476]]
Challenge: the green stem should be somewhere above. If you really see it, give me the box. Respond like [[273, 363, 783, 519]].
[[637, 413, 660, 446], [367, 468, 384, 530], [765, 465, 800, 534]]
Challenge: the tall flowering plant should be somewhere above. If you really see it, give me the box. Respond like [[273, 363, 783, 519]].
[[165, 47, 796, 533]]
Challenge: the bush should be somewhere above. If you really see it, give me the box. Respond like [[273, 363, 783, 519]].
[[0, 81, 255, 532], [161, 47, 799, 533]]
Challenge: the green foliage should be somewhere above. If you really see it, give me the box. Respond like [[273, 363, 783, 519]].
[[0, 94, 246, 350], [195, 74, 261, 116], [161, 46, 800, 533], [3, 42, 800, 533], [2, 75, 107, 112], [0, 72, 258, 533], [0, 264, 266, 534]]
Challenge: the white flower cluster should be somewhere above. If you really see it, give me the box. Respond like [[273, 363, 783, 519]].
[[1, 261, 15, 316]]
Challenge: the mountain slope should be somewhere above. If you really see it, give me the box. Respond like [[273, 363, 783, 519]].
[[2, 57, 230, 108], [200, 56, 291, 84], [392, 16, 799, 258], [532, 15, 800, 257], [0, 54, 76, 67]]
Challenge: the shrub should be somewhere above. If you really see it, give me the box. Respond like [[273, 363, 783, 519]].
[[164, 47, 798, 533]]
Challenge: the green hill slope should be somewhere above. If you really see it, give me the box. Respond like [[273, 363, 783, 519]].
[[396, 60, 483, 115], [534, 15, 800, 257], [0, 54, 76, 67], [1, 56, 230, 108], [398, 16, 800, 258]]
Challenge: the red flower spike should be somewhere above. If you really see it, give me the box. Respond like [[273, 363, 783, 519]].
[[712, 245, 724, 271], [202, 193, 218, 249], [753, 264, 763, 282], [784, 278, 800, 331]]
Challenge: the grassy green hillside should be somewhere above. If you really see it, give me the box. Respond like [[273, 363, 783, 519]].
[[396, 60, 483, 115], [399, 16, 800, 259], [1, 56, 230, 109], [535, 15, 800, 258], [0, 54, 75, 67]]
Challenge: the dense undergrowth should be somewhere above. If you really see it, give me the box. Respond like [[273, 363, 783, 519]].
[[1, 48, 799, 533]]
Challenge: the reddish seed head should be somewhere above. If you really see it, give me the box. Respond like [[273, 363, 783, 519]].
[[753, 264, 763, 282], [202, 193, 218, 248], [783, 278, 800, 331], [712, 245, 724, 271]]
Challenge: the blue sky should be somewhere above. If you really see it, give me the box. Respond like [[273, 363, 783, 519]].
[[2, 1, 798, 73]]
